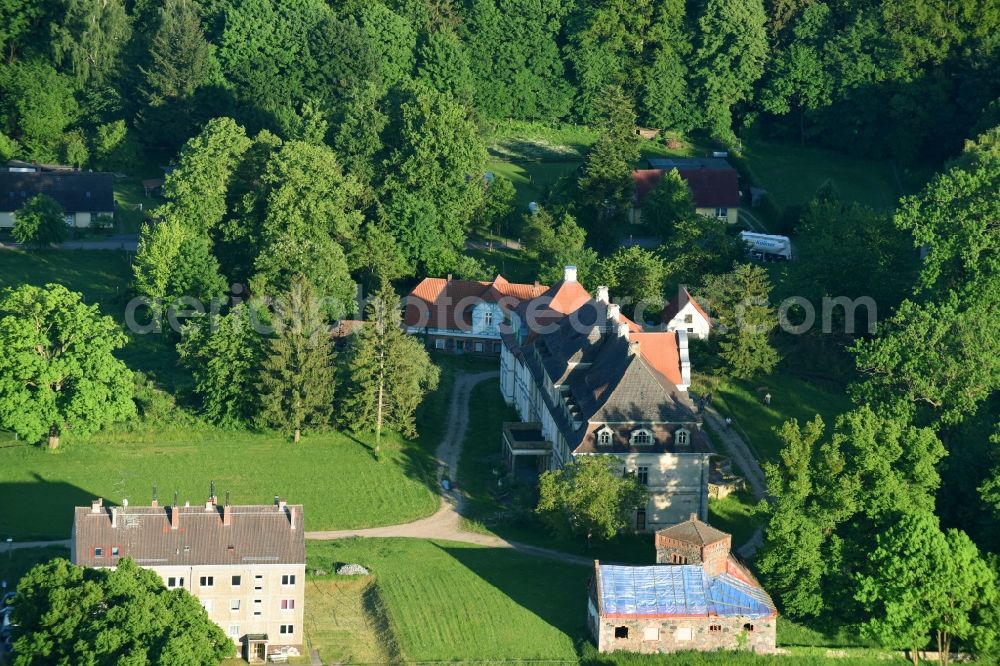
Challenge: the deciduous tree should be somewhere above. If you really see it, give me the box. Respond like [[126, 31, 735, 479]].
[[536, 455, 648, 544], [0, 284, 135, 448], [596, 246, 667, 319], [50, 0, 131, 86], [12, 194, 67, 250]]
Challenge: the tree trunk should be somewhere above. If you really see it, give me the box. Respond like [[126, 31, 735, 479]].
[[374, 322, 387, 460], [293, 428, 301, 444], [47, 425, 59, 450], [910, 647, 919, 666]]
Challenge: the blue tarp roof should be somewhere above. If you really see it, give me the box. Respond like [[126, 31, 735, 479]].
[[598, 564, 775, 618]]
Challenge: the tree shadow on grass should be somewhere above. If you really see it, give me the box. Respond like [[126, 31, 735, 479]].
[[0, 474, 101, 541], [435, 542, 592, 649]]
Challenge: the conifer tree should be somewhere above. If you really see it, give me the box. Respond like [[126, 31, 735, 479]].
[[258, 276, 336, 443], [341, 286, 440, 457]]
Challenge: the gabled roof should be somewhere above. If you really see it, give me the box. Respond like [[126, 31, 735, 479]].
[[72, 502, 305, 568], [0, 172, 114, 213], [662, 287, 711, 325], [404, 275, 547, 331], [632, 166, 740, 209], [656, 513, 730, 547], [596, 562, 777, 619]]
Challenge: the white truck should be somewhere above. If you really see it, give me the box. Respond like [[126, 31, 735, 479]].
[[739, 231, 792, 261]]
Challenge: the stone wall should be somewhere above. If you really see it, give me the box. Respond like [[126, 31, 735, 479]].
[[595, 615, 777, 654]]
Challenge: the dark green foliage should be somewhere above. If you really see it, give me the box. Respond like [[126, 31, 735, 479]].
[[50, 0, 131, 87], [641, 169, 693, 237], [660, 215, 742, 289], [524, 209, 599, 286], [0, 60, 78, 162], [10, 557, 234, 665], [415, 29, 475, 102], [258, 276, 336, 443], [596, 246, 667, 316], [11, 194, 67, 249], [700, 264, 778, 378]]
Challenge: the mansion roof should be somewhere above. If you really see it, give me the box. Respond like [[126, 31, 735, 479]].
[[404, 274, 549, 331]]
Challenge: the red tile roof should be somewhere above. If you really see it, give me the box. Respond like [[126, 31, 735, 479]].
[[633, 168, 740, 209], [404, 275, 548, 331], [631, 331, 682, 386]]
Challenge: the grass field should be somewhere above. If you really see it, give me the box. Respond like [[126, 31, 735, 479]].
[[304, 576, 397, 664], [0, 249, 133, 305], [0, 426, 439, 540], [694, 373, 852, 463], [306, 538, 586, 663], [113, 177, 162, 234], [707, 488, 763, 549], [740, 139, 902, 211], [0, 546, 69, 590]]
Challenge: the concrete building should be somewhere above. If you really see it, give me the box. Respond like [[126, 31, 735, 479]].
[[661, 286, 711, 340], [71, 493, 305, 663], [0, 171, 114, 229], [499, 267, 711, 531], [630, 158, 741, 225], [589, 515, 777, 654]]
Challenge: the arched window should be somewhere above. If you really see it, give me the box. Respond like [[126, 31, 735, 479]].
[[630, 429, 653, 446], [597, 427, 613, 446], [675, 428, 690, 446]]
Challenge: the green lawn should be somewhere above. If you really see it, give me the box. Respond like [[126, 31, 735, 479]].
[[741, 139, 902, 211], [708, 488, 763, 550], [0, 426, 439, 540], [113, 177, 162, 234], [695, 373, 852, 463], [306, 538, 587, 663], [0, 546, 69, 590], [0, 249, 133, 306]]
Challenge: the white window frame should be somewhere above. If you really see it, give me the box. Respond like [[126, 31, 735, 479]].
[[434, 338, 445, 350], [279, 624, 294, 635], [597, 426, 613, 447], [484, 310, 493, 327], [715, 207, 728, 219], [202, 599, 214, 613], [281, 574, 296, 586], [630, 429, 653, 446], [199, 576, 215, 588], [231, 575, 241, 587], [474, 341, 484, 352], [280, 599, 295, 611], [230, 599, 240, 612], [675, 428, 690, 446], [228, 624, 240, 637]]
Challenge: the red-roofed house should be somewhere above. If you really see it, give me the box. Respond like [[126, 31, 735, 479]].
[[629, 158, 741, 225], [404, 273, 549, 356], [661, 286, 711, 340]]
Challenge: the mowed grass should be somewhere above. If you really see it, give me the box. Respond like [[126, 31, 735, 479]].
[[695, 373, 852, 463], [307, 538, 587, 663], [0, 249, 133, 306], [0, 546, 69, 588], [0, 428, 438, 540], [304, 576, 397, 665], [707, 488, 763, 549], [741, 139, 901, 211]]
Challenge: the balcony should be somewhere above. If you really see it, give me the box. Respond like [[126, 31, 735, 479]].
[[502, 422, 553, 479]]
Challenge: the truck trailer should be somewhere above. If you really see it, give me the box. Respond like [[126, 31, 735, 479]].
[[739, 231, 792, 261]]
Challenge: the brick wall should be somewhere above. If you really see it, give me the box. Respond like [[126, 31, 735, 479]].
[[595, 615, 776, 654], [655, 536, 703, 565]]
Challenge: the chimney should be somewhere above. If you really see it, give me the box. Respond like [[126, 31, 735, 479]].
[[111, 507, 118, 528], [607, 303, 620, 323], [209, 480, 216, 506], [563, 265, 577, 283], [447, 273, 453, 282], [91, 498, 103, 514], [533, 280, 540, 290], [275, 496, 286, 512], [288, 505, 297, 531], [223, 491, 231, 526], [690, 512, 698, 522], [617, 321, 630, 340], [627, 339, 641, 356], [596, 286, 609, 304], [151, 486, 158, 509], [170, 492, 179, 530]]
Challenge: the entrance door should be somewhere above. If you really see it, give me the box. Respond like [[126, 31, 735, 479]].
[[636, 509, 646, 531], [253, 643, 266, 662]]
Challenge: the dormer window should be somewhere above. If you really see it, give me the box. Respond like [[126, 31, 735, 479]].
[[630, 429, 653, 446], [597, 426, 613, 446], [484, 310, 493, 327], [675, 428, 690, 446]]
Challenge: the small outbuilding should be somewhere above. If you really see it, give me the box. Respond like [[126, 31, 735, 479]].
[[661, 287, 711, 340], [588, 514, 777, 654]]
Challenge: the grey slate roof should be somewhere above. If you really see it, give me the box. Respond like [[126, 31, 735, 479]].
[[0, 172, 114, 213], [72, 503, 305, 568]]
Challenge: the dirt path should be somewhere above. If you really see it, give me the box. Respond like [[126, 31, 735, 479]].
[[305, 370, 592, 566], [701, 404, 769, 558]]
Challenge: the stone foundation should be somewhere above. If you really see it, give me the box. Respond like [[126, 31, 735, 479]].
[[593, 615, 776, 654]]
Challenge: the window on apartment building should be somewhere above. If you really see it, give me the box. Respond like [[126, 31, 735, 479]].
[[281, 599, 295, 611], [228, 624, 240, 637], [111, 546, 119, 557], [675, 429, 690, 446], [630, 429, 653, 445], [475, 342, 483, 352], [435, 339, 445, 350], [637, 466, 649, 486], [202, 600, 214, 613], [279, 625, 294, 635], [167, 577, 177, 588], [94, 547, 103, 557], [231, 575, 241, 586], [493, 343, 501, 353], [254, 575, 263, 590], [199, 576, 214, 587], [230, 600, 240, 612], [614, 626, 629, 639], [281, 574, 296, 586], [643, 627, 660, 641], [253, 600, 262, 616]]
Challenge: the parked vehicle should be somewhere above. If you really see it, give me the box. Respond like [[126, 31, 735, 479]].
[[739, 231, 792, 261]]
